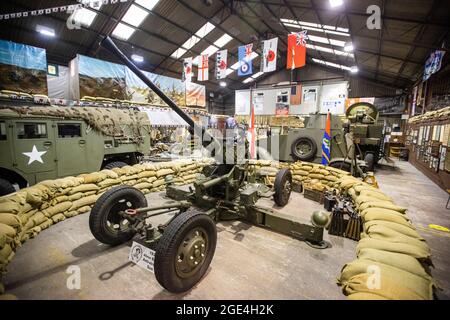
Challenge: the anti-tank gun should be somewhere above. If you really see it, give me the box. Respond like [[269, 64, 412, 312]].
[[88, 37, 328, 294]]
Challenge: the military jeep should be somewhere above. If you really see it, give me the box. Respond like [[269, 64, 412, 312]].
[[0, 106, 151, 195]]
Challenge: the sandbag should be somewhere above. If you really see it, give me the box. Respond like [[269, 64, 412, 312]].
[[364, 220, 422, 239], [0, 223, 16, 239], [293, 170, 309, 176], [77, 206, 91, 214], [52, 213, 66, 223], [17, 209, 38, 225], [38, 219, 53, 230], [53, 195, 70, 204], [362, 208, 411, 225], [156, 168, 174, 177], [97, 178, 121, 188], [134, 182, 153, 190], [356, 237, 431, 260], [81, 172, 108, 184], [309, 174, 325, 180], [358, 248, 431, 280], [0, 193, 27, 214], [342, 273, 424, 300], [0, 214, 22, 231], [70, 194, 99, 211], [364, 224, 429, 253], [359, 201, 407, 214], [68, 193, 84, 201], [355, 195, 394, 206], [120, 174, 139, 182], [339, 260, 433, 300], [42, 201, 72, 218], [359, 189, 392, 202], [324, 175, 338, 182], [68, 184, 99, 195], [25, 185, 51, 205], [137, 170, 156, 179], [0, 244, 14, 266]]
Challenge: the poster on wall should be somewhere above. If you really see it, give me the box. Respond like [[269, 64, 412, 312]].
[[0, 39, 48, 95], [321, 99, 345, 114], [77, 55, 127, 100], [253, 92, 264, 113], [303, 88, 317, 103]]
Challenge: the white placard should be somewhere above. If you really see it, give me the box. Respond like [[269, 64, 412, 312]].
[[129, 241, 155, 273]]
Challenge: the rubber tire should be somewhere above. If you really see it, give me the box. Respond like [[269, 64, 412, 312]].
[[89, 186, 147, 246], [329, 161, 351, 173], [0, 178, 15, 196], [103, 161, 128, 170], [154, 210, 217, 293], [364, 153, 375, 172], [291, 136, 317, 161], [273, 169, 292, 207]]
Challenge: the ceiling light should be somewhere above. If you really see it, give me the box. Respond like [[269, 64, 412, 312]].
[[112, 23, 136, 40], [350, 66, 359, 73], [242, 78, 254, 84], [219, 81, 227, 87], [181, 36, 201, 50], [170, 47, 187, 59], [214, 34, 233, 48], [329, 0, 344, 8], [135, 0, 160, 11], [36, 25, 55, 37], [132, 54, 144, 63], [225, 68, 234, 75], [344, 43, 354, 52], [195, 22, 215, 38], [69, 8, 99, 27], [122, 4, 149, 27]]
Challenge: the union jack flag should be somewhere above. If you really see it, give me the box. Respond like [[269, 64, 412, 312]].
[[296, 31, 308, 46]]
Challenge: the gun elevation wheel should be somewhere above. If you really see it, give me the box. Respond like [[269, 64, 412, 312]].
[[274, 169, 292, 207], [154, 210, 217, 293], [89, 186, 147, 246]]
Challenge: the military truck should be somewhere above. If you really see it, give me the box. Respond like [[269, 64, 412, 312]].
[[0, 106, 151, 195], [344, 102, 384, 171], [259, 113, 350, 165]]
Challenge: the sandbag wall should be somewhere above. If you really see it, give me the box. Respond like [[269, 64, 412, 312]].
[[0, 158, 214, 298], [335, 175, 436, 300]]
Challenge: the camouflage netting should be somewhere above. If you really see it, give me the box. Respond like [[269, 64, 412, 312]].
[[408, 106, 450, 124], [0, 106, 151, 140], [0, 159, 436, 300]]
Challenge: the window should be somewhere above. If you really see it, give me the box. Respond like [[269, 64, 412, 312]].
[[17, 123, 47, 139], [58, 124, 81, 138], [0, 122, 6, 140]]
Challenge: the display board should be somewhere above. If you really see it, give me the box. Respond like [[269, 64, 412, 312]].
[[235, 81, 348, 116], [0, 39, 48, 95], [47, 65, 69, 100]]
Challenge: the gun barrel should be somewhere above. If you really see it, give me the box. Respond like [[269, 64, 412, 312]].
[[101, 36, 217, 150]]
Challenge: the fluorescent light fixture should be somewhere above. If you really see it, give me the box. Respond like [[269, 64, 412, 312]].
[[132, 54, 144, 63], [112, 22, 136, 40], [135, 0, 160, 11], [252, 72, 264, 79], [201, 45, 219, 57], [329, 39, 346, 47], [219, 81, 227, 87], [344, 43, 354, 52], [225, 68, 234, 75], [282, 19, 350, 37], [122, 4, 149, 27], [329, 0, 344, 8], [230, 62, 241, 70], [170, 47, 187, 59], [195, 22, 215, 38], [350, 66, 359, 73], [242, 77, 254, 84], [214, 34, 233, 48], [36, 25, 55, 37], [69, 7, 98, 27]]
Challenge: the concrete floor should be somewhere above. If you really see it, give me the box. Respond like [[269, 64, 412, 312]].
[[3, 161, 449, 300]]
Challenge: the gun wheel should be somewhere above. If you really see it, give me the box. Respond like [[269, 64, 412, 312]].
[[154, 210, 217, 293], [89, 186, 147, 246], [273, 169, 292, 207]]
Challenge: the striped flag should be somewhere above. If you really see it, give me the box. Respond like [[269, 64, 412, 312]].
[[321, 113, 331, 165]]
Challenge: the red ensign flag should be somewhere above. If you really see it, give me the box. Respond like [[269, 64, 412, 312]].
[[286, 31, 307, 70]]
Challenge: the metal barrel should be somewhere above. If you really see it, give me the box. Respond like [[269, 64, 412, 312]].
[[100, 36, 216, 149]]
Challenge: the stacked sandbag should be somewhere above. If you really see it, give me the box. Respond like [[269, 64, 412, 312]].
[[336, 176, 436, 300], [290, 161, 350, 188]]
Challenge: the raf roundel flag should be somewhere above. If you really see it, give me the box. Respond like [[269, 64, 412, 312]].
[[321, 112, 331, 165], [238, 44, 253, 76]]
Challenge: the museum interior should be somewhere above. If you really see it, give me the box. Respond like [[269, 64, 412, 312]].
[[0, 0, 449, 301]]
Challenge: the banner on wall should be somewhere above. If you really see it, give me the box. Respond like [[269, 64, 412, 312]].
[[238, 44, 253, 76], [0, 39, 48, 95], [186, 82, 206, 107], [215, 50, 228, 79], [183, 57, 193, 82], [287, 31, 307, 70], [198, 54, 209, 82], [261, 38, 278, 73]]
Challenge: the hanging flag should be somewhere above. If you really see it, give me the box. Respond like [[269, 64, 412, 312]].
[[215, 49, 228, 79], [424, 50, 445, 81], [321, 112, 331, 165], [290, 84, 302, 105], [261, 37, 278, 73], [287, 31, 307, 70], [198, 54, 209, 82], [182, 57, 193, 82], [249, 95, 256, 159], [238, 44, 253, 76]]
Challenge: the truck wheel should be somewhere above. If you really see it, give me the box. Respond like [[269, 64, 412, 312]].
[[154, 210, 217, 293], [273, 169, 292, 207], [291, 136, 317, 161], [103, 161, 128, 170], [89, 186, 147, 246], [364, 153, 375, 172], [0, 178, 15, 196]]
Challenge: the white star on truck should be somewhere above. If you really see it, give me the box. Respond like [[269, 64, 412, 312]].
[[22, 145, 47, 165]]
